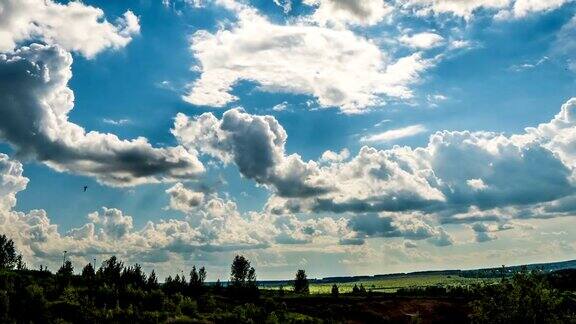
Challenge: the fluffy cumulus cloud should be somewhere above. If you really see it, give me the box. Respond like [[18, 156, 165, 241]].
[[0, 44, 204, 186], [303, 0, 392, 26], [184, 7, 433, 113], [0, 0, 139, 58], [174, 98, 576, 230], [173, 108, 329, 197], [173, 108, 444, 213], [166, 183, 206, 213]]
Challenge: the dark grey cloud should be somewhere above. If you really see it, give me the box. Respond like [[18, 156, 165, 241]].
[[347, 213, 452, 245]]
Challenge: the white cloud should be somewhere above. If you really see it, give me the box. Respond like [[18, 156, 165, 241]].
[[320, 149, 350, 163], [361, 125, 427, 143], [0, 44, 204, 186], [272, 102, 288, 112], [496, 0, 573, 19], [467, 178, 488, 191], [273, 0, 292, 13], [0, 156, 274, 271], [172, 98, 576, 225], [248, 98, 576, 220], [400, 0, 573, 19], [184, 8, 433, 113], [399, 32, 445, 49], [166, 183, 205, 213], [0, 0, 139, 58], [303, 0, 392, 26], [103, 118, 132, 126], [173, 108, 329, 197], [400, 0, 512, 18]]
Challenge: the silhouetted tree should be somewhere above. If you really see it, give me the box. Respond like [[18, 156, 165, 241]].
[[121, 263, 146, 289], [199, 266, 207, 285], [97, 256, 123, 287], [359, 284, 366, 294], [146, 270, 159, 290], [190, 266, 199, 286], [15, 254, 26, 270], [331, 284, 339, 298], [82, 262, 95, 281], [57, 260, 74, 287], [352, 284, 360, 294], [230, 255, 251, 288], [0, 234, 17, 269], [58, 260, 74, 277], [247, 267, 257, 288], [213, 279, 222, 294], [293, 270, 309, 294], [189, 265, 207, 295]]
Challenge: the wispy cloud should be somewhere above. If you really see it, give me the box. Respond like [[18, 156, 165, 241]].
[[361, 124, 427, 143], [103, 118, 132, 126]]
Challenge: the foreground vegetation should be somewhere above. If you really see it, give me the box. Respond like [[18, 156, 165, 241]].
[[0, 234, 575, 323]]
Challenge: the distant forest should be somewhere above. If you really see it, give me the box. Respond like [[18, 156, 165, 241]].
[[0, 234, 575, 323]]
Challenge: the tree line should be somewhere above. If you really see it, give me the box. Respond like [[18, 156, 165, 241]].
[[1, 233, 575, 323], [0, 234, 320, 323]]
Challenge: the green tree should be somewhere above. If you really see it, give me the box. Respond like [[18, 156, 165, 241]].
[[293, 270, 309, 294], [0, 234, 17, 269], [230, 255, 251, 288]]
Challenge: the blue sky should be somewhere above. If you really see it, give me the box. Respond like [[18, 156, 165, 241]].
[[1, 0, 576, 280]]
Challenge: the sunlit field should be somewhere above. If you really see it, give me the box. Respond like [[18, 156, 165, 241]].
[[260, 274, 498, 294]]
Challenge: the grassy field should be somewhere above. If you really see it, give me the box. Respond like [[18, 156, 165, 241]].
[[261, 274, 498, 294]]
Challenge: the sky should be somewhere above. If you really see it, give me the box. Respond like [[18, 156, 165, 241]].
[[0, 0, 575, 281]]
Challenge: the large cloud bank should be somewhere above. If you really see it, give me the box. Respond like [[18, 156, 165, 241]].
[[184, 7, 432, 113], [174, 99, 576, 228]]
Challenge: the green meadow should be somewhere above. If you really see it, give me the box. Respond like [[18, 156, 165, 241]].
[[261, 274, 498, 294]]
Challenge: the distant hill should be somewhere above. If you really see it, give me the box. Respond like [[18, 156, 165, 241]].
[[258, 259, 576, 286]]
